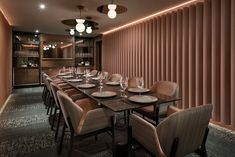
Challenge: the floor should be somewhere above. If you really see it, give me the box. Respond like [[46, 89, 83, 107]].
[[0, 87, 235, 157]]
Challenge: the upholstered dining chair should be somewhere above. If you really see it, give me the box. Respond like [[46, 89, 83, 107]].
[[90, 69, 98, 76], [134, 81, 179, 124], [50, 82, 84, 140], [130, 104, 213, 157], [56, 90, 113, 156], [128, 77, 138, 88], [108, 73, 122, 82]]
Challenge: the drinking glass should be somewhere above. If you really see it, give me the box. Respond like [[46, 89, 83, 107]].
[[120, 76, 128, 98], [85, 69, 90, 83], [136, 77, 144, 95], [98, 72, 105, 92]]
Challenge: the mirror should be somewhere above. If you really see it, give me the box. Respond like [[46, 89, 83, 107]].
[[42, 41, 73, 59]]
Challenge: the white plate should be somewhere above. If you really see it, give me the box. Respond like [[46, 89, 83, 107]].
[[92, 77, 100, 81], [128, 88, 150, 93], [57, 73, 66, 76], [106, 81, 120, 86], [77, 84, 96, 89], [62, 75, 73, 79], [68, 79, 83, 82], [128, 95, 158, 103], [91, 91, 117, 98]]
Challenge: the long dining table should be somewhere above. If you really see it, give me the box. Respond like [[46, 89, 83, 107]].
[[61, 74, 180, 157]]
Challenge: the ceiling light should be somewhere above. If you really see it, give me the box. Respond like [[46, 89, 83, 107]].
[[43, 47, 47, 51], [49, 44, 52, 47], [86, 27, 92, 34], [70, 29, 75, 35], [76, 19, 85, 33], [35, 30, 39, 33], [52, 45, 55, 49], [39, 4, 46, 9], [108, 4, 117, 19]]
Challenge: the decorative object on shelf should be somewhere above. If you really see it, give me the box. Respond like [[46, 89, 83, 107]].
[[62, 6, 99, 35], [97, 0, 127, 19]]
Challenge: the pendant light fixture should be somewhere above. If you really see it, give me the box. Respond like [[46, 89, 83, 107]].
[[86, 26, 92, 34], [108, 0, 117, 19], [76, 6, 86, 33], [69, 29, 75, 35]]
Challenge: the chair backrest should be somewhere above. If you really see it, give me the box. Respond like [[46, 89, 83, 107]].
[[103, 71, 109, 79], [130, 104, 213, 157], [90, 70, 98, 76], [42, 73, 48, 84], [50, 82, 62, 108], [56, 90, 83, 131], [157, 104, 213, 157], [128, 77, 138, 88], [150, 81, 179, 97], [45, 77, 53, 94], [109, 73, 122, 82]]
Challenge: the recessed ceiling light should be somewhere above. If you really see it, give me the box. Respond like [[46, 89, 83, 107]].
[[39, 4, 46, 9], [35, 30, 39, 33]]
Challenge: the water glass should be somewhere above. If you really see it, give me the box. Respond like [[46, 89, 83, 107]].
[[120, 76, 128, 97]]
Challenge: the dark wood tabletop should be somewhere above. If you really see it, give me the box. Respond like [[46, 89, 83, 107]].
[[62, 76, 181, 112]]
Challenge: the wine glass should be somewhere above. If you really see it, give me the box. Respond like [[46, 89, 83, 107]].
[[136, 77, 144, 95], [85, 69, 90, 83], [120, 76, 128, 98], [98, 72, 105, 92]]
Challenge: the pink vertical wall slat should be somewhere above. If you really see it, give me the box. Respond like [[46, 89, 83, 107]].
[[195, 3, 203, 106], [176, 10, 183, 108], [170, 12, 177, 83], [220, 0, 231, 124], [203, 0, 212, 105], [166, 14, 171, 81], [182, 7, 189, 108], [102, 0, 235, 128], [231, 0, 235, 128], [189, 5, 196, 108], [211, 0, 221, 121]]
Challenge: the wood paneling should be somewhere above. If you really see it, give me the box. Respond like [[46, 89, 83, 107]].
[[0, 10, 12, 109], [102, 0, 235, 127]]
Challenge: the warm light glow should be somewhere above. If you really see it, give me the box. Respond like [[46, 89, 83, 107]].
[[35, 29, 39, 33], [108, 10, 117, 19], [86, 27, 92, 34], [61, 43, 73, 49], [0, 7, 11, 25], [108, 4, 117, 19], [76, 19, 85, 33], [70, 29, 75, 35], [39, 4, 46, 9], [103, 0, 201, 35]]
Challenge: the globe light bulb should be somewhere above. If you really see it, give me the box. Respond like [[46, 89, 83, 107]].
[[86, 27, 92, 34], [75, 19, 85, 32], [108, 10, 117, 19], [70, 29, 75, 35]]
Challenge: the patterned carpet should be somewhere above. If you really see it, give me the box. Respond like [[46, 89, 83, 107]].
[[0, 87, 235, 157]]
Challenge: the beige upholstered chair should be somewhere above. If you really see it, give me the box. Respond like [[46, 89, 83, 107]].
[[130, 104, 213, 157], [50, 82, 84, 140], [90, 69, 98, 76], [56, 90, 113, 155], [109, 73, 122, 82], [128, 77, 138, 88], [134, 81, 179, 124]]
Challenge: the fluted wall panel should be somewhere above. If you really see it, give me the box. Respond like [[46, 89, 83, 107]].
[[102, 0, 235, 127]]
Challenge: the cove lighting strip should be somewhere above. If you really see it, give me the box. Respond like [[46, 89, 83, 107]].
[[102, 0, 202, 35], [0, 7, 12, 25]]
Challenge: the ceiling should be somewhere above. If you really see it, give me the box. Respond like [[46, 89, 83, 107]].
[[0, 0, 191, 37]]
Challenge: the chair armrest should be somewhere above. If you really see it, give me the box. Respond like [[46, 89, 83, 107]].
[[77, 108, 113, 134], [166, 105, 181, 117], [130, 114, 166, 157]]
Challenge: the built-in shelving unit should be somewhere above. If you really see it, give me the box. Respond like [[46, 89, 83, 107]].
[[75, 37, 94, 67], [13, 32, 40, 86]]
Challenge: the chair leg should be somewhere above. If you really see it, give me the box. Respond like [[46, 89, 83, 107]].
[[68, 130, 74, 157], [49, 98, 54, 116], [57, 121, 66, 155], [46, 97, 51, 115], [51, 106, 58, 130], [55, 110, 62, 141], [195, 127, 209, 157]]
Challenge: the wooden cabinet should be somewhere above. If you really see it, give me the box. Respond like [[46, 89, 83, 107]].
[[14, 68, 40, 85]]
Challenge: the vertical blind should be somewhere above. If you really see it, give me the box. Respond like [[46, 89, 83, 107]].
[[102, 0, 235, 128]]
